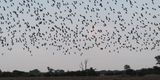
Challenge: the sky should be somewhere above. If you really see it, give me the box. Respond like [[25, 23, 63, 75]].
[[0, 0, 160, 72]]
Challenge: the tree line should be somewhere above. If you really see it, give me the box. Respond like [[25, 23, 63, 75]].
[[0, 66, 160, 77], [0, 55, 159, 77]]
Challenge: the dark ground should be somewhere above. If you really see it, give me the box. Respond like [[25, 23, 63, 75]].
[[0, 75, 160, 80]]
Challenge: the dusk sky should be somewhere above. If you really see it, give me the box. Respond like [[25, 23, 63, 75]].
[[0, 0, 160, 72]]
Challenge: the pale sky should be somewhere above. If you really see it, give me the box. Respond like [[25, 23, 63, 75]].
[[0, 0, 160, 72]]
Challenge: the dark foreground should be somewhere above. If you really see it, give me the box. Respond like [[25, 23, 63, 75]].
[[0, 75, 160, 80]]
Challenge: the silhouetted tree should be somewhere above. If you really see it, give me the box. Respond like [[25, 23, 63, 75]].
[[1, 72, 12, 77], [0, 69, 2, 77], [29, 69, 41, 77], [85, 67, 97, 76], [46, 67, 54, 76], [47, 67, 54, 73], [80, 62, 84, 71], [155, 55, 160, 65], [84, 59, 88, 70], [55, 69, 65, 76], [124, 64, 135, 75], [80, 59, 88, 71], [12, 70, 28, 77], [124, 64, 131, 70]]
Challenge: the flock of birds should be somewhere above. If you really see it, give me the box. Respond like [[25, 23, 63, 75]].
[[0, 0, 160, 56]]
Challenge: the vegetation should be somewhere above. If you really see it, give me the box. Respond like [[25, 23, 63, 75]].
[[0, 66, 159, 77], [155, 55, 160, 65], [0, 56, 159, 77]]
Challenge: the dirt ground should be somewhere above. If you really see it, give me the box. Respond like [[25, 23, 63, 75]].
[[0, 75, 160, 80]]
